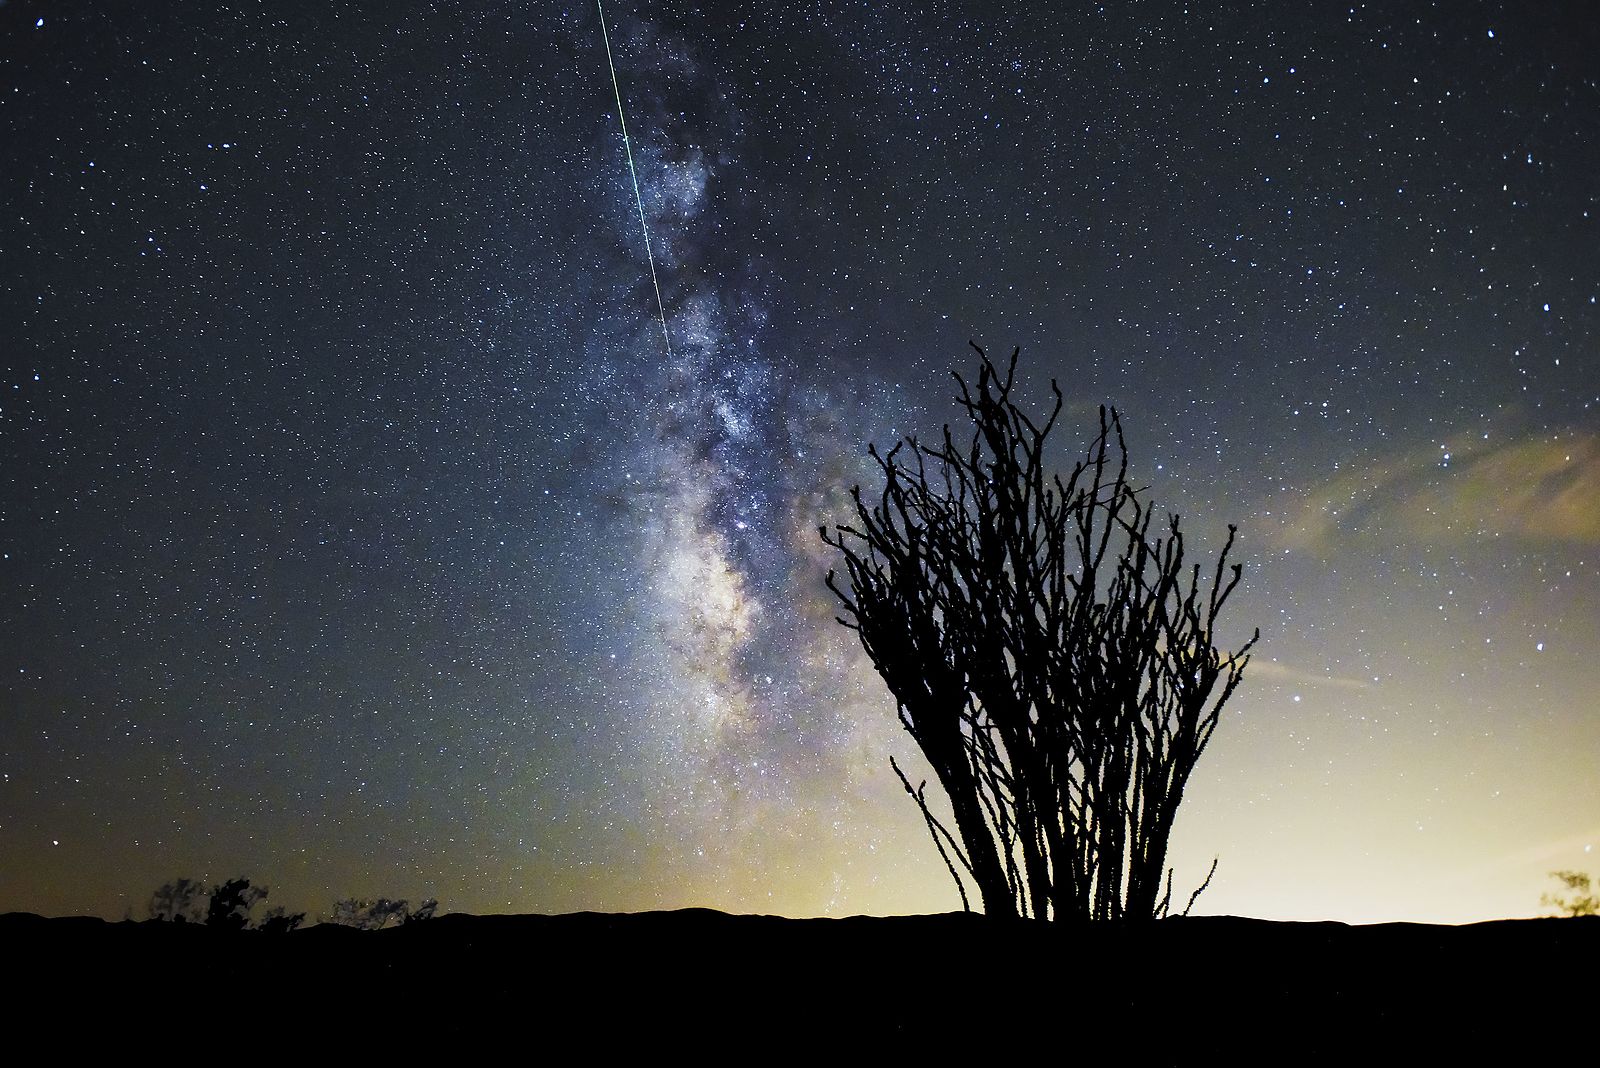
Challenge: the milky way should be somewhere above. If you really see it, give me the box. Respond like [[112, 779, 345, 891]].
[[575, 7, 918, 909], [3, 1, 1598, 923]]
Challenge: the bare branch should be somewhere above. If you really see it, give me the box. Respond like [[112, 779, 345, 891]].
[[821, 349, 1256, 922]]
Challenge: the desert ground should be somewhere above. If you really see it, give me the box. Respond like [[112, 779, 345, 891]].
[[5, 909, 1593, 1057]]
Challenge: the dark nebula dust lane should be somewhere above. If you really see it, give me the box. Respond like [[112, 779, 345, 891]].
[[2, 1, 1597, 923]]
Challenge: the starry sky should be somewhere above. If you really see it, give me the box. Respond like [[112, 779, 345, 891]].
[[3, 0, 1597, 925]]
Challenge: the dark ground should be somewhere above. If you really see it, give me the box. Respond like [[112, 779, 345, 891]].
[[4, 909, 1592, 1057]]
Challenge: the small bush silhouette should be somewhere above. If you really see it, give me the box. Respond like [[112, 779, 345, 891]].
[[326, 896, 439, 930], [148, 877, 209, 924], [146, 876, 303, 932], [205, 877, 266, 930], [144, 878, 437, 931], [255, 906, 306, 934], [1542, 871, 1600, 917]]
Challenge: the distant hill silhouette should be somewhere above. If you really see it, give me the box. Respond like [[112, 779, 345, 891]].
[[3, 909, 1592, 1056]]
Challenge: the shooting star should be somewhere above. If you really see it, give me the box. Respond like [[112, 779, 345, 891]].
[[597, 0, 673, 358]]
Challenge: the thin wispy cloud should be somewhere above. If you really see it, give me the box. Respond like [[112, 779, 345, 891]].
[[1247, 659, 1375, 691], [1272, 432, 1600, 554]]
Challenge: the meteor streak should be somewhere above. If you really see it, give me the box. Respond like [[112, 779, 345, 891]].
[[597, 0, 673, 358]]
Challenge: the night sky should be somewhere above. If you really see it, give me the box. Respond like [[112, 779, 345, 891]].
[[4, 1, 1597, 925]]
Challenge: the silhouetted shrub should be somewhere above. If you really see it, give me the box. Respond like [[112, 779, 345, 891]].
[[256, 906, 307, 934], [146, 876, 302, 932], [148, 877, 209, 924], [1543, 871, 1599, 917], [206, 877, 266, 930], [326, 896, 439, 930], [823, 346, 1256, 921]]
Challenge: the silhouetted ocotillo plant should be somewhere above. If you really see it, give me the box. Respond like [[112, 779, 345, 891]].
[[823, 345, 1257, 921]]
